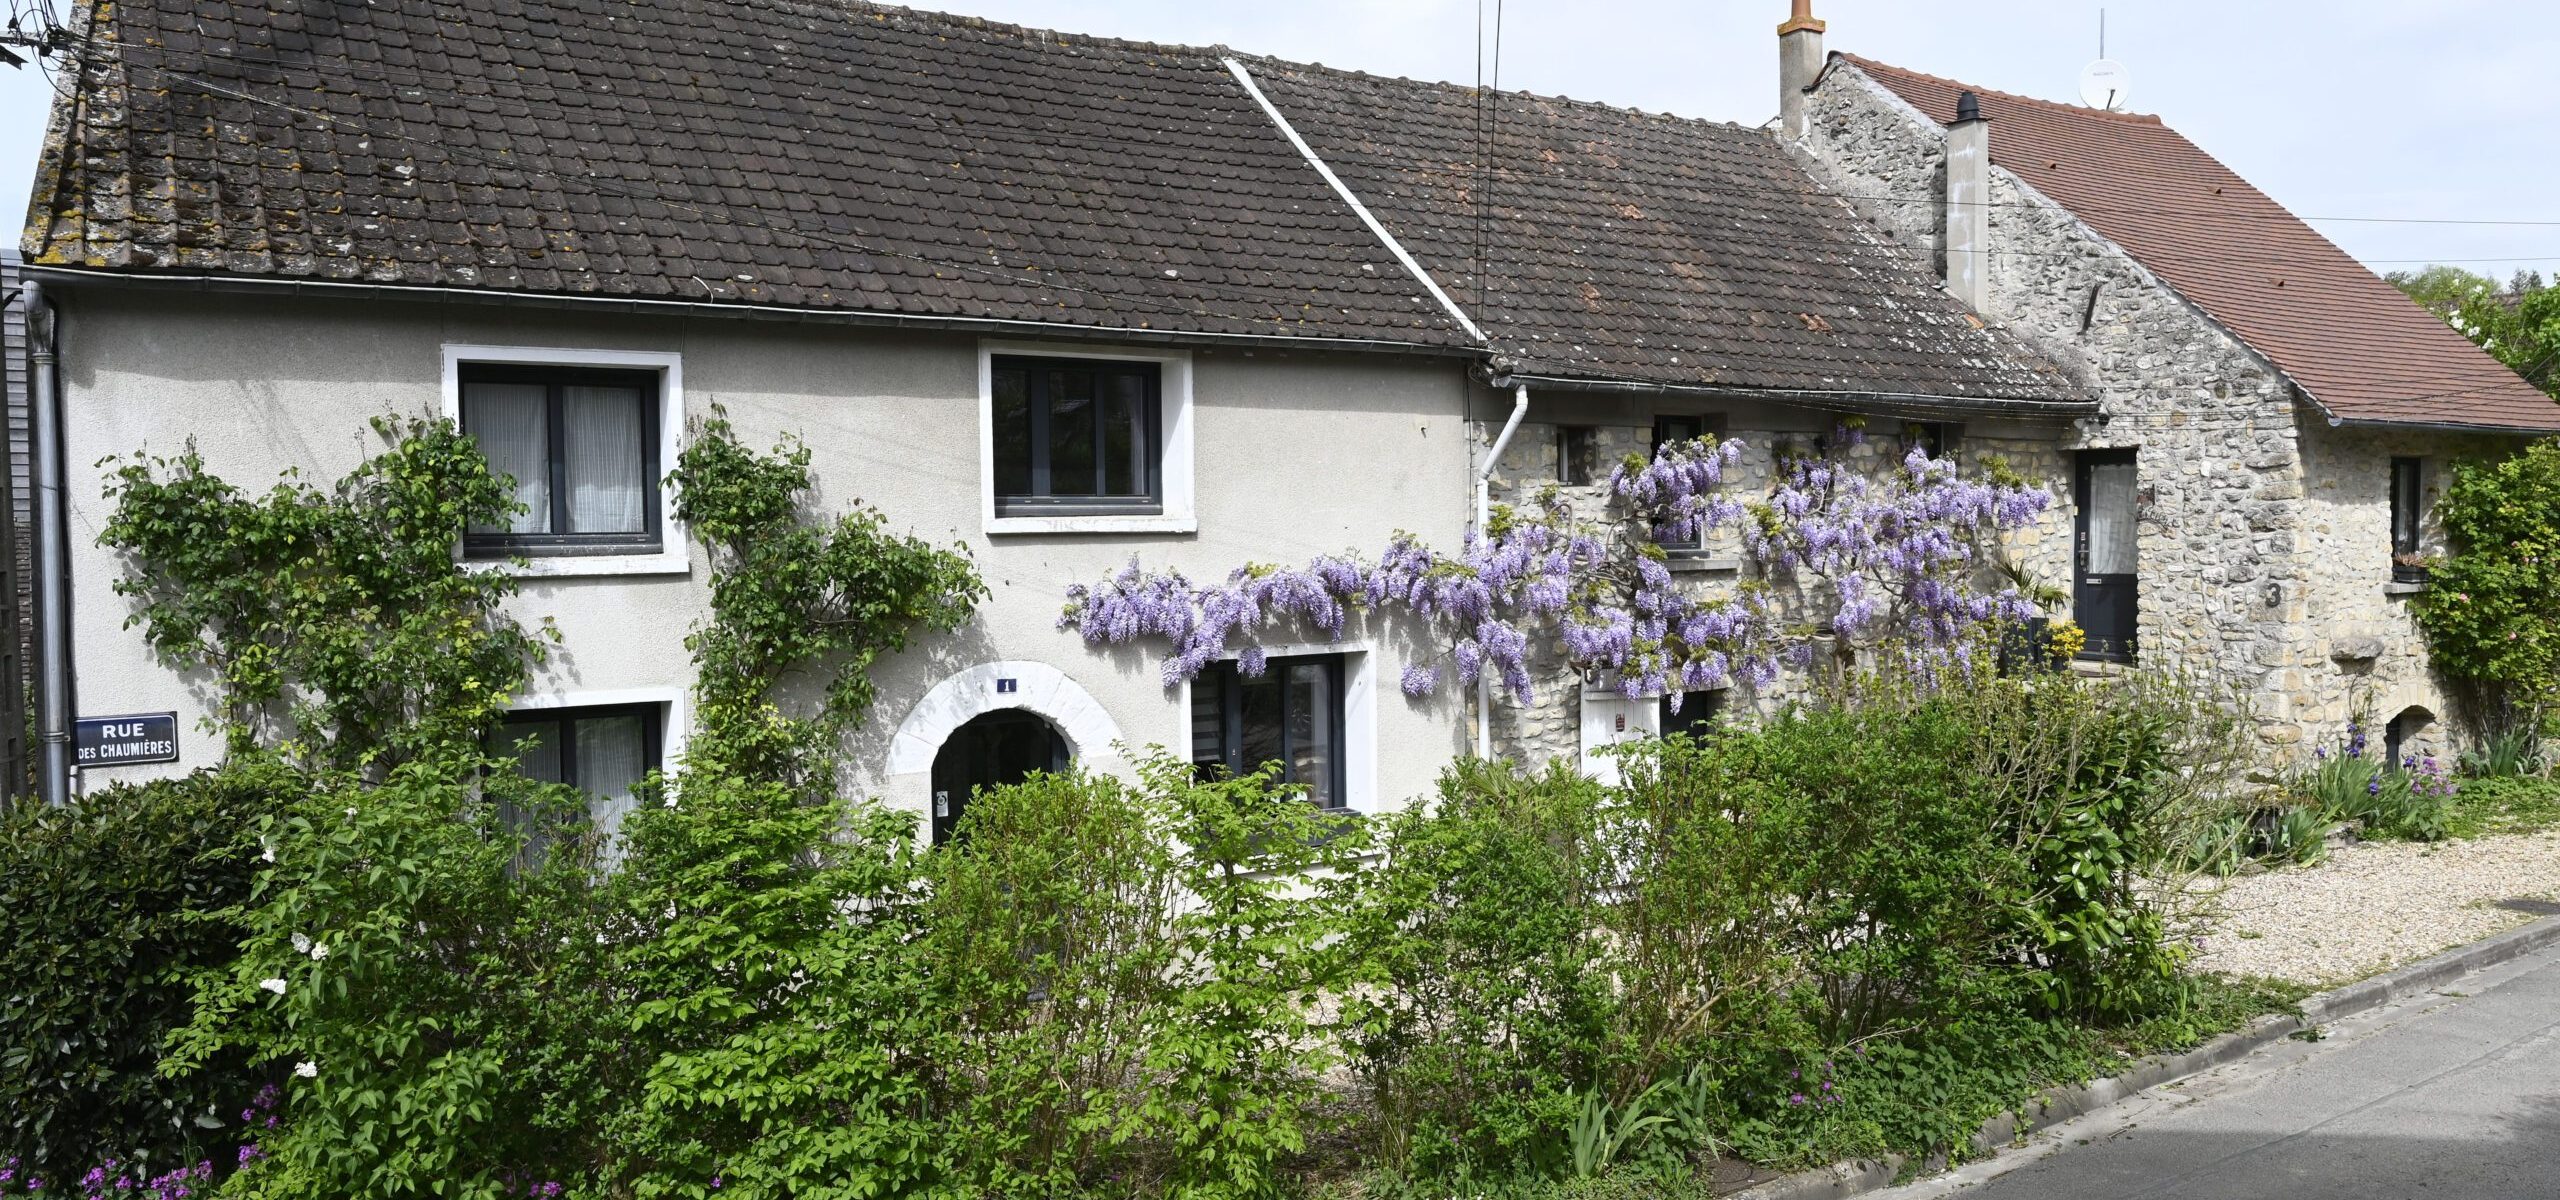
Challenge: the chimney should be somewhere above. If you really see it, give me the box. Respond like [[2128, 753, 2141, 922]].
[[1945, 90, 1990, 311], [1776, 0, 1825, 142]]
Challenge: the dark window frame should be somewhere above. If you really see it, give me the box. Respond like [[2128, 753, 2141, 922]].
[[990, 355, 1166, 517], [491, 701, 666, 795], [1190, 652, 1350, 810], [1658, 688, 1726, 740], [459, 363, 664, 559], [2390, 457, 2427, 583], [1557, 425, 1601, 486], [1902, 420, 1961, 461]]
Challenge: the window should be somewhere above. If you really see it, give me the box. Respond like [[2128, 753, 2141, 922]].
[[1651, 414, 1724, 552], [461, 364, 661, 558], [1557, 425, 1600, 486], [1902, 421, 1957, 460], [495, 703, 661, 811], [490, 702, 663, 864], [2390, 457, 2426, 583], [990, 356, 1162, 516], [1191, 653, 1347, 809], [1659, 689, 1725, 740]]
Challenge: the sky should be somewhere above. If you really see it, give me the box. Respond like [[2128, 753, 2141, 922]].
[[2, 0, 2557, 282]]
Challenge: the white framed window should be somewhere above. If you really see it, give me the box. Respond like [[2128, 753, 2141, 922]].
[[979, 340, 1195, 535], [491, 685, 687, 858], [442, 345, 687, 577], [1180, 642, 1376, 814]]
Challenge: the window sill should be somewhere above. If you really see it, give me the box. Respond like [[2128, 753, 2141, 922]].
[[1664, 554, 1743, 575], [470, 549, 691, 579], [986, 514, 1198, 536], [2383, 580, 2429, 597]]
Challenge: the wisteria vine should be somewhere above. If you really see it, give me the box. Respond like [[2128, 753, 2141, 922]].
[[1059, 427, 2054, 707]]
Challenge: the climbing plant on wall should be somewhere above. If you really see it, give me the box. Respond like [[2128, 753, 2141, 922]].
[[1061, 423, 2052, 708], [667, 412, 988, 785], [2411, 437, 2560, 728], [98, 417, 555, 770]]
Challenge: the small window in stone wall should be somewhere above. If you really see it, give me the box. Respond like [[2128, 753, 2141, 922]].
[[1902, 421, 1959, 461], [2390, 457, 2427, 583], [1557, 425, 1600, 486], [1650, 413, 1728, 552]]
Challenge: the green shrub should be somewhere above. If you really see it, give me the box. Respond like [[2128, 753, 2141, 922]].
[[602, 768, 939, 1200], [922, 768, 1180, 1195], [2254, 807, 2330, 866], [2459, 726, 2547, 780], [166, 756, 603, 1199], [2294, 728, 2453, 843], [1342, 760, 1617, 1178], [2445, 774, 2560, 838], [2412, 439, 2560, 717], [920, 757, 1363, 1199], [0, 762, 293, 1180]]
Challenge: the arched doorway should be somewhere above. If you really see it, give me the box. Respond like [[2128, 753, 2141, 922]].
[[929, 708, 1069, 844], [2385, 705, 2438, 768]]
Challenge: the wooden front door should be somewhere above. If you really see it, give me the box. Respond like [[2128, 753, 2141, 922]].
[[2074, 449, 2139, 663]]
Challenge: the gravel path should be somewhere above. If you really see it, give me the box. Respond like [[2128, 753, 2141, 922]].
[[2187, 831, 2560, 987]]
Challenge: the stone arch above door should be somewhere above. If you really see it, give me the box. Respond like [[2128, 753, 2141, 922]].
[[886, 661, 1124, 776]]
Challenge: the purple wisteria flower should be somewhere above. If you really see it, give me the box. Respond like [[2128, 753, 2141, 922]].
[[1058, 433, 2055, 710]]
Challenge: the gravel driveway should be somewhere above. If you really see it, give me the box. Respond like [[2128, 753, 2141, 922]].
[[2187, 831, 2560, 986]]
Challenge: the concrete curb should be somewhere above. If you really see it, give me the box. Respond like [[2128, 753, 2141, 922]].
[[1730, 913, 2560, 1199]]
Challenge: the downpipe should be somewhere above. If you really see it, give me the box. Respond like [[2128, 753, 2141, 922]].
[[21, 281, 71, 806], [1472, 382, 1529, 760]]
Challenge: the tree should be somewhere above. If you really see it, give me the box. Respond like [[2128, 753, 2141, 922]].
[[2388, 265, 2560, 397]]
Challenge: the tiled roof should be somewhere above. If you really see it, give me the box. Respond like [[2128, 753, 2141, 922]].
[[1244, 58, 2091, 405], [1842, 54, 2560, 432], [21, 0, 1476, 348], [19, 0, 2089, 406]]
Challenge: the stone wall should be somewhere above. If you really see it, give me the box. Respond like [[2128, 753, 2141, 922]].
[[1789, 60, 2511, 759], [1467, 387, 2073, 769]]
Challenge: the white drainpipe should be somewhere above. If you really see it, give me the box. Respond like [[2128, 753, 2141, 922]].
[[1473, 382, 1530, 759]]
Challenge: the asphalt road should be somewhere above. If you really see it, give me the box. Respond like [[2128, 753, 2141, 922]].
[[1898, 937, 2560, 1200]]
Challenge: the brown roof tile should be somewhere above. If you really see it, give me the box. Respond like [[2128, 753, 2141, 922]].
[[1842, 53, 2560, 432], [1246, 59, 2088, 405], [22, 0, 1476, 348]]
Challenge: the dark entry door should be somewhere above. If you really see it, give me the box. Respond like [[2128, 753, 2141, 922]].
[[929, 709, 1070, 845], [2074, 449, 2139, 663]]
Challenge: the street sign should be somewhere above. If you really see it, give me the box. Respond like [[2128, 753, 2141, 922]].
[[73, 712, 180, 768]]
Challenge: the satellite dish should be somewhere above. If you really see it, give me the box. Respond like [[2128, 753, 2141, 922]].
[[2078, 58, 2132, 111]]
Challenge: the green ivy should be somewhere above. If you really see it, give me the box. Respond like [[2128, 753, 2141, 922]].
[[98, 418, 555, 770], [2412, 438, 2560, 724], [667, 413, 986, 785]]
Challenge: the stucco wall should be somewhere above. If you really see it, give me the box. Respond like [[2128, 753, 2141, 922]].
[[1791, 62, 2500, 758], [51, 288, 1475, 818]]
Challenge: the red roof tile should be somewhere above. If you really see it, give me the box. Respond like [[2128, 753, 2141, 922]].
[[1841, 53, 2560, 432]]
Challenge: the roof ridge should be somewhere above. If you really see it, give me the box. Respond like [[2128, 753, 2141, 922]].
[[790, 0, 1229, 62], [1236, 52, 1766, 138], [1835, 51, 2165, 126]]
